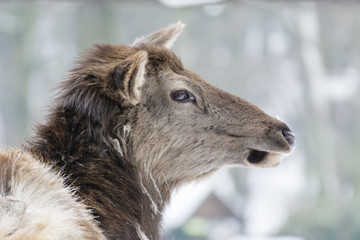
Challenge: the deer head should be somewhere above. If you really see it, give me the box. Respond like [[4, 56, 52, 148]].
[[125, 22, 294, 187], [61, 22, 295, 190]]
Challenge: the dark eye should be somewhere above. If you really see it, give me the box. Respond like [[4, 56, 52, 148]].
[[170, 90, 196, 103]]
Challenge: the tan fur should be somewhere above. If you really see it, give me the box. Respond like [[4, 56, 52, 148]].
[[0, 150, 105, 240]]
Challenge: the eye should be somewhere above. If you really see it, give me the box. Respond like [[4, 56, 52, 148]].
[[170, 90, 196, 103]]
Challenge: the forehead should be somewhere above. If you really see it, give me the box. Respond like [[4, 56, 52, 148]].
[[139, 45, 185, 74]]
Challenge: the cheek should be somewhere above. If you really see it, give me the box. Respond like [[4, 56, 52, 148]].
[[142, 84, 170, 114]]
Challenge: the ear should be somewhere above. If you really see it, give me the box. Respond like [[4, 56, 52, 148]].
[[110, 51, 148, 105], [132, 21, 185, 49]]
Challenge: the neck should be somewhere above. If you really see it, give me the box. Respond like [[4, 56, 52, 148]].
[[26, 109, 169, 240]]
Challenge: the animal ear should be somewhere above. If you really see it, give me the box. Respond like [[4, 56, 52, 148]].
[[132, 21, 185, 49], [110, 51, 148, 105]]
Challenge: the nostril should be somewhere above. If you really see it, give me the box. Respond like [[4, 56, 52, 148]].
[[282, 130, 295, 147]]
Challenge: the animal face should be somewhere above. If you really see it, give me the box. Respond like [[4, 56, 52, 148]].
[[63, 22, 295, 187], [129, 23, 294, 186], [131, 50, 294, 186]]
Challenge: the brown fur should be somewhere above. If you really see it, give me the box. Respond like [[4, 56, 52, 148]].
[[1, 22, 294, 240]]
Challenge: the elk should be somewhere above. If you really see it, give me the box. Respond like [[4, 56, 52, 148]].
[[0, 22, 295, 240]]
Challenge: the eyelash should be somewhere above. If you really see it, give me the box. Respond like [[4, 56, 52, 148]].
[[170, 90, 196, 103]]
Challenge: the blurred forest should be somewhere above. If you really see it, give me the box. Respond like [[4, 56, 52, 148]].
[[0, 1, 360, 240]]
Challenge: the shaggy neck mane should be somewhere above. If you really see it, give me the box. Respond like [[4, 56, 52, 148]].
[[26, 46, 170, 240]]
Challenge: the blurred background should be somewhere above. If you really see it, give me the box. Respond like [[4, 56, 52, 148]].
[[0, 1, 359, 240]]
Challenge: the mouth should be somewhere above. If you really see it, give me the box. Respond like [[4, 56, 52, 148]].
[[245, 131, 295, 168], [213, 125, 296, 168], [247, 149, 268, 164], [244, 145, 294, 168]]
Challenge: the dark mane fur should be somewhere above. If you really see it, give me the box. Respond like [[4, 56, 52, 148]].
[[27, 44, 164, 239]]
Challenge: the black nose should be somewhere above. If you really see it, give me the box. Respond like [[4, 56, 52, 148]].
[[282, 130, 295, 147]]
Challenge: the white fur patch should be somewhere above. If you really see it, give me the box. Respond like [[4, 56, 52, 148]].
[[0, 150, 105, 240], [149, 173, 163, 205], [135, 223, 149, 240], [109, 137, 124, 157], [108, 124, 131, 158], [138, 174, 160, 215]]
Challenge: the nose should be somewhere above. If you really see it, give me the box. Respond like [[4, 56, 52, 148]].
[[282, 130, 295, 148]]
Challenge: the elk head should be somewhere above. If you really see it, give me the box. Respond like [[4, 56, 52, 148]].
[[68, 22, 295, 190]]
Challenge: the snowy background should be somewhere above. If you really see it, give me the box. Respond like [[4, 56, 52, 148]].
[[1, 1, 359, 240]]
